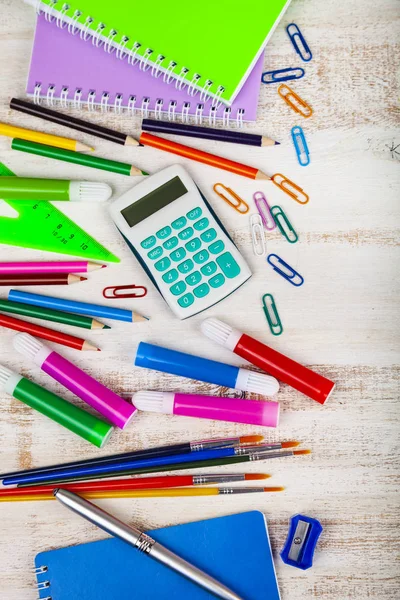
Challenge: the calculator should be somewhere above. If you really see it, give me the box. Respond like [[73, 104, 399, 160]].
[[109, 165, 252, 319]]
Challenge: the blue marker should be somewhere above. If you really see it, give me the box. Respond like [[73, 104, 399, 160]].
[[134, 342, 279, 396]]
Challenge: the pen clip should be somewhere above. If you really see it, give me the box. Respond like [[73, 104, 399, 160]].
[[250, 213, 266, 256], [267, 254, 304, 286], [103, 284, 148, 299], [253, 191, 276, 230], [278, 84, 313, 118], [271, 173, 309, 205], [262, 294, 283, 335], [270, 205, 298, 243], [213, 183, 250, 214]]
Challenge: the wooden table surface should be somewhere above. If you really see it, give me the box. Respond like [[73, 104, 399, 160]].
[[0, 1, 399, 598]]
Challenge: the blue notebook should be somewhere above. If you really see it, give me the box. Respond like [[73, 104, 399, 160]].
[[35, 510, 280, 599]]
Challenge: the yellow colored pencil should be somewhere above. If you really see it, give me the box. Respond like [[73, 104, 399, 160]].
[[0, 122, 93, 152]]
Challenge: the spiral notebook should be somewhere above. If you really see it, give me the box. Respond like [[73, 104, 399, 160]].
[[34, 511, 281, 599], [25, 0, 292, 106], [26, 14, 264, 125]]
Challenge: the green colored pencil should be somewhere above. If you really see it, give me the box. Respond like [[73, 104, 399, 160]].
[[11, 138, 148, 177], [0, 298, 109, 330]]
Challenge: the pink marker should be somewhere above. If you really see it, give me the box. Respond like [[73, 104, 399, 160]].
[[132, 391, 279, 428], [13, 333, 136, 429]]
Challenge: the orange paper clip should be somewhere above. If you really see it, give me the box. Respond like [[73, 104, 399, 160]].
[[103, 284, 148, 299], [278, 84, 313, 118], [213, 183, 250, 214], [271, 173, 309, 205]]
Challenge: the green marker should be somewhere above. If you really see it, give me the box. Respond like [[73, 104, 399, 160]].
[[0, 365, 113, 448], [0, 177, 112, 202]]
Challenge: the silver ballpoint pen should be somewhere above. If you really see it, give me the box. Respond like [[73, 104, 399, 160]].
[[54, 488, 244, 600]]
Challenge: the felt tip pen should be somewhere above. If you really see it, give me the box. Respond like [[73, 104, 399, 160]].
[[201, 318, 335, 405], [132, 391, 280, 428], [134, 342, 279, 396], [0, 177, 112, 201]]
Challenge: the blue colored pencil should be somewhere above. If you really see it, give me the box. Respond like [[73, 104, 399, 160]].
[[8, 290, 148, 323]]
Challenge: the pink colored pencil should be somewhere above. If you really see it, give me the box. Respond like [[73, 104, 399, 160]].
[[0, 261, 106, 275]]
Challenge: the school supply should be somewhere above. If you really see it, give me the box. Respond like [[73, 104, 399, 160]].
[[140, 133, 270, 180], [270, 206, 298, 243], [262, 67, 305, 84], [25, 15, 264, 125], [250, 214, 267, 256], [133, 390, 280, 427], [27, 0, 292, 106], [201, 317, 336, 404], [287, 24, 312, 61], [262, 294, 283, 336], [291, 126, 310, 166], [109, 165, 252, 319], [134, 341, 279, 395], [11, 139, 148, 177], [213, 184, 250, 214], [253, 191, 276, 230], [271, 173, 309, 204], [34, 510, 280, 600], [0, 161, 119, 262], [0, 121, 92, 152], [281, 514, 323, 569], [103, 284, 148, 299], [0, 312, 99, 351], [8, 290, 148, 323], [0, 365, 113, 447], [0, 177, 112, 201], [14, 333, 136, 429], [278, 84, 313, 118], [142, 119, 279, 146], [267, 254, 303, 286], [0, 261, 105, 274], [0, 273, 85, 286]]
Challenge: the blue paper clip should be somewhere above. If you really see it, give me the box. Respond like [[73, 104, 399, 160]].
[[267, 254, 304, 286], [280, 514, 323, 570], [291, 126, 310, 166], [286, 23, 312, 62], [262, 67, 305, 84]]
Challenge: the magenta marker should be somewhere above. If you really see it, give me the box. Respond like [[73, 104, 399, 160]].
[[13, 333, 136, 429], [132, 391, 279, 428]]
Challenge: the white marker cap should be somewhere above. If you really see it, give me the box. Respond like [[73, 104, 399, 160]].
[[69, 181, 112, 202], [132, 391, 175, 414], [200, 318, 242, 351], [236, 368, 279, 396], [0, 364, 23, 395], [13, 333, 52, 367]]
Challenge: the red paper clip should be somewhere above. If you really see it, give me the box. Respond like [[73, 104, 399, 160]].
[[103, 284, 148, 299]]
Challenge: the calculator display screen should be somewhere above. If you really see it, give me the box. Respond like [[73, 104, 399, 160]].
[[121, 176, 188, 227]]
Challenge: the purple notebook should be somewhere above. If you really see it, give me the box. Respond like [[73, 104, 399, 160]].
[[26, 15, 264, 126]]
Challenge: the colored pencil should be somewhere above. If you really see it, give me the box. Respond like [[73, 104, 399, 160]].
[[142, 118, 279, 147], [0, 121, 93, 152], [10, 98, 140, 147], [0, 273, 86, 287], [0, 299, 108, 331], [0, 261, 105, 275], [0, 313, 99, 352], [11, 139, 148, 177], [139, 132, 270, 180], [8, 290, 148, 323]]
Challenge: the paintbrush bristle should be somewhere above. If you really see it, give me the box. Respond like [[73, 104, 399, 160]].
[[293, 449, 312, 456], [281, 440, 300, 448], [239, 435, 264, 444], [244, 473, 271, 480], [263, 487, 285, 492]]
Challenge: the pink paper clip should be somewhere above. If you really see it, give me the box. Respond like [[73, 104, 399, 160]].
[[103, 284, 148, 299], [253, 191, 276, 230]]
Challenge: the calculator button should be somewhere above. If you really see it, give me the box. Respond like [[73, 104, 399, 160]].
[[209, 240, 225, 254], [216, 252, 241, 278], [141, 235, 156, 249], [209, 274, 225, 288], [201, 261, 217, 276], [194, 283, 210, 298], [201, 228, 217, 243], [170, 281, 186, 296], [178, 227, 194, 241], [193, 250, 209, 264], [178, 293, 194, 308], [170, 248, 187, 262], [185, 271, 202, 286], [163, 237, 178, 250], [186, 207, 202, 220], [162, 269, 178, 284], [171, 217, 187, 230], [193, 217, 209, 231], [178, 259, 194, 274], [147, 246, 163, 260], [156, 226, 172, 240], [154, 257, 171, 272], [185, 238, 201, 252]]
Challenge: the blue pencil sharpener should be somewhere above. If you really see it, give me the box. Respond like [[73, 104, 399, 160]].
[[280, 514, 323, 570]]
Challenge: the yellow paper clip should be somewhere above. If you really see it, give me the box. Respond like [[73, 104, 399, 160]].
[[278, 84, 313, 118], [271, 173, 309, 205], [213, 183, 250, 214]]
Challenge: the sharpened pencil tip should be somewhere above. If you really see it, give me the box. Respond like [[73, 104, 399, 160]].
[[142, 171, 150, 176], [275, 141, 281, 145], [101, 265, 107, 268], [103, 325, 111, 329]]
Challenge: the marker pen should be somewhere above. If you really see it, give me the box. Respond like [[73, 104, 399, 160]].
[[200, 318, 335, 405], [134, 342, 279, 396], [132, 391, 279, 428], [13, 333, 136, 429]]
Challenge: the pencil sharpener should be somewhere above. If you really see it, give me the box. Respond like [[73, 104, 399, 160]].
[[280, 514, 323, 570]]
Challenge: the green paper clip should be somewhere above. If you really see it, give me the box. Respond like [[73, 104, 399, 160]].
[[262, 293, 283, 336], [271, 205, 298, 243]]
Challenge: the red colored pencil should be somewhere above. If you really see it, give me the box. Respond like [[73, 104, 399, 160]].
[[0, 273, 86, 286], [0, 313, 99, 351]]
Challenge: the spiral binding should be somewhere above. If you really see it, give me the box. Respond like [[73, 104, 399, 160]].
[[34, 565, 51, 599], [31, 83, 246, 126], [34, 0, 227, 103]]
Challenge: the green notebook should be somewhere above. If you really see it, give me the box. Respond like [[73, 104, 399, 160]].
[[27, 0, 292, 105]]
